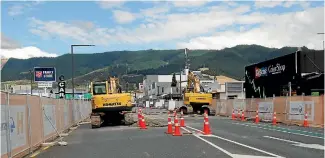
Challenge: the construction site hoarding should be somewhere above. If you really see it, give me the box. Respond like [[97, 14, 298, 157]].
[[1, 92, 91, 158]]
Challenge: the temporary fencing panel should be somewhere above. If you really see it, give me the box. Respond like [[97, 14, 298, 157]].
[[212, 95, 324, 127], [1, 92, 91, 158]]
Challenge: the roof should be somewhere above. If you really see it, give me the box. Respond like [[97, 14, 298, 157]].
[[215, 75, 238, 84]]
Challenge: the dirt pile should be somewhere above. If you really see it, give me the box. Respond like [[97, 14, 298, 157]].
[[128, 114, 167, 127]]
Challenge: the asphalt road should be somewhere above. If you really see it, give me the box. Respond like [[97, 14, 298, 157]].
[[33, 109, 324, 158]]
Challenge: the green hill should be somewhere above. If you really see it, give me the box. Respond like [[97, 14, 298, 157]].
[[2, 44, 308, 88]]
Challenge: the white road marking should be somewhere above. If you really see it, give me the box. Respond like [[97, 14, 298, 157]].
[[231, 154, 277, 158], [193, 133, 233, 157], [245, 122, 324, 135], [233, 123, 324, 139], [181, 127, 192, 133], [263, 136, 324, 150], [186, 126, 284, 158]]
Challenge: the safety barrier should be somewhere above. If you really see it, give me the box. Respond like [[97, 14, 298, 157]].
[[0, 92, 91, 158], [211, 95, 324, 127]]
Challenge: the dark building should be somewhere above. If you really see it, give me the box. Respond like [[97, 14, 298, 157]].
[[245, 49, 324, 98]]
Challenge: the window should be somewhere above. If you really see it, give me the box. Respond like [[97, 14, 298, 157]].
[[162, 87, 164, 93], [92, 83, 107, 95], [176, 87, 179, 92]]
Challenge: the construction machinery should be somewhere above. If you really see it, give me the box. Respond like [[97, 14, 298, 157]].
[[181, 71, 213, 115], [90, 77, 134, 128]]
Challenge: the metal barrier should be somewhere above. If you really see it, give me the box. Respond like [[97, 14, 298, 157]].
[[211, 95, 324, 127], [1, 92, 91, 158]]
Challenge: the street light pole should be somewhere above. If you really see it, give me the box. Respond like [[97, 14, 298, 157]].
[[71, 44, 95, 99]]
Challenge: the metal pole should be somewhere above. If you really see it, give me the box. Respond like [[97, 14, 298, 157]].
[[29, 70, 33, 95], [71, 45, 74, 100], [180, 69, 182, 97]]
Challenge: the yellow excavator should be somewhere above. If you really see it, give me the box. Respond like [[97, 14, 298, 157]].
[[181, 71, 214, 115], [90, 77, 133, 128]]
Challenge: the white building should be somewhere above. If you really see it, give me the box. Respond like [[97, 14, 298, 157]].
[[215, 76, 245, 99]]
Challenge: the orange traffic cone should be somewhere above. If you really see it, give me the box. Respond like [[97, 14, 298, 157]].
[[180, 113, 185, 127], [173, 116, 182, 136], [241, 110, 245, 121], [202, 113, 211, 135], [232, 109, 235, 120], [140, 114, 147, 129], [255, 110, 259, 124], [272, 112, 277, 125], [237, 110, 241, 120], [165, 114, 173, 134], [303, 113, 309, 127]]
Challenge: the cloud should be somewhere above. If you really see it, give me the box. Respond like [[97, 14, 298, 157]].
[[1, 33, 57, 59], [140, 5, 170, 18], [1, 46, 58, 59], [97, 1, 125, 9], [28, 3, 324, 50], [1, 33, 21, 49], [112, 10, 137, 24], [8, 1, 42, 16], [177, 7, 324, 50], [254, 0, 285, 8], [172, 1, 210, 7]]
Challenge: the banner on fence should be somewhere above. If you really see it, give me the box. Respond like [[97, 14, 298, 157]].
[[64, 103, 69, 128], [1, 105, 8, 155], [9, 106, 27, 149], [233, 100, 245, 111], [43, 104, 56, 136], [216, 101, 227, 114], [258, 101, 274, 120], [289, 101, 314, 121]]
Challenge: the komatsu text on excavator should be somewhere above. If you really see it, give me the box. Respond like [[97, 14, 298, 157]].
[[90, 77, 134, 128]]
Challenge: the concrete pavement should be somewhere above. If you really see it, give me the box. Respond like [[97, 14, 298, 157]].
[[32, 111, 324, 158]]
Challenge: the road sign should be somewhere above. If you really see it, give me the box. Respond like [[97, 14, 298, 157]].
[[58, 81, 66, 98], [38, 82, 53, 88], [34, 67, 56, 82]]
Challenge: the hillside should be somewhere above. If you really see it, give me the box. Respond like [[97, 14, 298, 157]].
[[1, 45, 311, 88]]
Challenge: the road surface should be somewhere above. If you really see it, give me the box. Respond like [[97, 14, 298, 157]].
[[32, 109, 324, 158]]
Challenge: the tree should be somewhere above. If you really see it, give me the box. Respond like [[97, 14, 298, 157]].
[[171, 73, 177, 87]]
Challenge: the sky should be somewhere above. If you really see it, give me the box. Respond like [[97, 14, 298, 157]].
[[1, 0, 324, 59]]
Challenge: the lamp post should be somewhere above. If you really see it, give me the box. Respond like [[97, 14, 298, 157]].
[[71, 44, 95, 99]]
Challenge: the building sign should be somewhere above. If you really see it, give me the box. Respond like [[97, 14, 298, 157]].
[[255, 67, 268, 78], [34, 67, 56, 82], [255, 63, 286, 78], [58, 75, 66, 99], [268, 63, 286, 75]]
